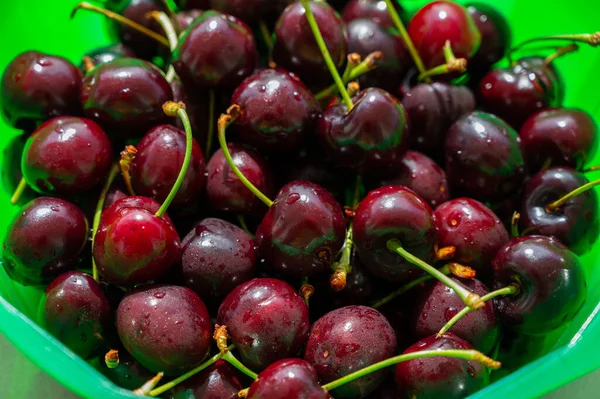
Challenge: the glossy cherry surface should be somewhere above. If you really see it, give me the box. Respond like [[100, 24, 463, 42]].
[[81, 44, 137, 71], [22, 116, 112, 195], [3, 197, 88, 286], [167, 360, 244, 399], [108, 0, 163, 60], [40, 271, 112, 358], [1, 51, 82, 130], [353, 185, 437, 282], [395, 334, 488, 399], [217, 278, 310, 370], [232, 68, 321, 152], [81, 57, 173, 138], [173, 11, 257, 89], [209, 0, 293, 24], [305, 305, 397, 398], [256, 181, 345, 278], [445, 111, 526, 200], [466, 3, 510, 72], [342, 0, 407, 30], [492, 235, 587, 335], [117, 285, 212, 375]]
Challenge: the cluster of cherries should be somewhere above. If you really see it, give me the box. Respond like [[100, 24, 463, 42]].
[[1, 0, 598, 398]]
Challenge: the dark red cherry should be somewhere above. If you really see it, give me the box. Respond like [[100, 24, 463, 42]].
[[174, 0, 209, 9], [117, 285, 212, 375], [248, 358, 330, 399], [519, 167, 598, 254], [408, 1, 481, 69], [97, 350, 155, 390], [492, 235, 587, 335], [305, 305, 397, 398], [21, 116, 112, 195], [353, 185, 437, 282], [81, 44, 137, 71], [3, 197, 88, 286], [412, 277, 499, 354], [93, 196, 180, 286], [131, 124, 205, 208], [317, 88, 410, 174], [1, 51, 82, 130], [179, 218, 256, 302], [171, 78, 210, 144], [167, 360, 244, 399], [231, 68, 321, 152], [395, 334, 488, 399], [173, 11, 258, 89], [176, 9, 204, 31], [81, 58, 173, 138], [206, 143, 275, 215], [209, 0, 293, 24], [401, 82, 475, 159], [342, 0, 407, 30], [519, 108, 597, 171], [272, 1, 347, 88], [40, 271, 112, 358], [377, 151, 449, 208], [256, 181, 345, 278], [466, 3, 510, 72], [445, 111, 526, 200], [217, 278, 310, 370], [434, 198, 509, 275]]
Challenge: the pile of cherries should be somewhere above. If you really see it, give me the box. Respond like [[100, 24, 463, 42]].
[[1, 0, 598, 398]]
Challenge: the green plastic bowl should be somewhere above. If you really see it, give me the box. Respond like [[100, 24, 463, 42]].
[[1, 0, 599, 398]]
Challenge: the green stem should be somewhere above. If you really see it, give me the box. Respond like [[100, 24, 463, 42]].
[[544, 43, 579, 65], [509, 32, 600, 54], [322, 349, 501, 391], [92, 163, 120, 282], [387, 239, 483, 309], [237, 214, 253, 236], [205, 89, 216, 159], [511, 211, 520, 238], [418, 43, 466, 82], [300, 0, 353, 110], [10, 177, 27, 205], [259, 20, 273, 50], [160, 0, 183, 34], [222, 351, 258, 380], [156, 103, 193, 217], [436, 285, 519, 337], [149, 11, 178, 83], [546, 178, 600, 212]]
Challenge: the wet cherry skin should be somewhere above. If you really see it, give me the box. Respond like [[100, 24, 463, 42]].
[[342, 0, 407, 30], [176, 9, 204, 31], [167, 360, 245, 399], [466, 3, 510, 73], [81, 44, 137, 71]]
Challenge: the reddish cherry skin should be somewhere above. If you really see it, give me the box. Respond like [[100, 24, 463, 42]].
[[342, 0, 407, 30], [209, 0, 293, 24], [408, 1, 481, 69], [167, 360, 244, 399], [248, 358, 331, 399], [117, 285, 212, 375], [217, 278, 310, 370], [176, 9, 204, 31], [466, 4, 510, 72], [171, 78, 211, 145], [304, 305, 397, 398], [81, 44, 137, 71], [1, 51, 82, 130], [109, 0, 163, 60], [22, 116, 112, 195]]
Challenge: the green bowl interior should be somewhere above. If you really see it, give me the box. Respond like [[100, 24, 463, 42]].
[[0, 0, 599, 398]]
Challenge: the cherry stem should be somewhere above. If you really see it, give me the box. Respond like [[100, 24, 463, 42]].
[[436, 285, 519, 337], [148, 11, 178, 83], [156, 101, 193, 218], [300, 277, 314, 306], [387, 239, 484, 309], [160, 0, 183, 34], [259, 20, 273, 50], [10, 178, 27, 205], [321, 349, 501, 391], [418, 42, 466, 81], [205, 89, 216, 159], [222, 351, 259, 380], [511, 211, 520, 237], [583, 165, 600, 173], [82, 56, 96, 72], [372, 265, 450, 309], [218, 105, 274, 208], [104, 349, 119, 369], [299, 0, 353, 110], [133, 372, 164, 396], [119, 145, 137, 197], [237, 214, 253, 237], [448, 263, 476, 279], [382, 0, 428, 80], [509, 32, 600, 54], [92, 163, 121, 282], [71, 2, 169, 47], [544, 43, 579, 65], [545, 178, 600, 213]]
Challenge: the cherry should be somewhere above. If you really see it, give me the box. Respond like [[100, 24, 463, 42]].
[[21, 116, 113, 195], [81, 58, 173, 138], [272, 1, 347, 88], [492, 235, 587, 335], [255, 181, 346, 278], [376, 150, 449, 208], [206, 144, 275, 215], [173, 11, 258, 89], [166, 360, 244, 399], [117, 284, 212, 375], [317, 87, 410, 174], [174, 0, 209, 9], [434, 198, 509, 275], [353, 185, 437, 282], [342, 0, 407, 30], [3, 197, 88, 286], [40, 271, 112, 358], [131, 124, 205, 208], [395, 333, 488, 399], [445, 111, 526, 200], [97, 350, 155, 390], [209, 0, 293, 25], [179, 218, 256, 302], [519, 167, 598, 254], [247, 358, 330, 399], [217, 278, 310, 370], [408, 1, 481, 70], [466, 3, 510, 73], [519, 108, 597, 171], [231, 68, 321, 152], [1, 51, 82, 130], [171, 78, 211, 144], [304, 305, 397, 398], [81, 44, 137, 71], [176, 9, 203, 31]]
